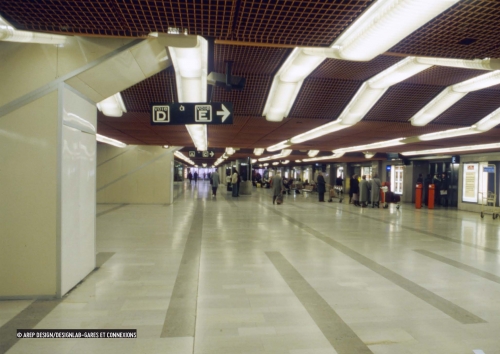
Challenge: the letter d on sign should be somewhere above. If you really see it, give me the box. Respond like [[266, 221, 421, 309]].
[[156, 111, 167, 121], [152, 105, 170, 123]]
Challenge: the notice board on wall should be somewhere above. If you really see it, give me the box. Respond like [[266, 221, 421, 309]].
[[462, 163, 479, 203]]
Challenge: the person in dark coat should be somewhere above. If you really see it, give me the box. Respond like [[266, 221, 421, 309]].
[[193, 171, 198, 183], [359, 175, 370, 207], [440, 173, 449, 207], [417, 173, 423, 184], [349, 174, 355, 204], [188, 171, 193, 184], [271, 171, 283, 204], [317, 172, 326, 202], [371, 173, 382, 208], [351, 175, 360, 206]]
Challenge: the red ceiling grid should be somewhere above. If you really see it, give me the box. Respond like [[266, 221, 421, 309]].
[[0, 0, 127, 36], [122, 70, 178, 112], [403, 66, 490, 87], [390, 0, 500, 59], [311, 55, 403, 81], [434, 89, 500, 126], [363, 83, 445, 122], [232, 0, 374, 46], [289, 78, 362, 119], [117, 0, 237, 38], [211, 74, 272, 116], [214, 44, 291, 75]]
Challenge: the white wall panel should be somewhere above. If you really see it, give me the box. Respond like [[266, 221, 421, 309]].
[[60, 87, 96, 295]]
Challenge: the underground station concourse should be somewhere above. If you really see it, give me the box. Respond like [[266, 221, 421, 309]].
[[2, 1, 500, 353]]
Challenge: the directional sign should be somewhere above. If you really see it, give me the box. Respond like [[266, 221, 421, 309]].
[[151, 102, 233, 125], [188, 150, 216, 158]]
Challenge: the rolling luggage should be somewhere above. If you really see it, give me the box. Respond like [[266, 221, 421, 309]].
[[276, 193, 283, 205]]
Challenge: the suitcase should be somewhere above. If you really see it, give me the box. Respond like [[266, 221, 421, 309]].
[[276, 194, 283, 205]]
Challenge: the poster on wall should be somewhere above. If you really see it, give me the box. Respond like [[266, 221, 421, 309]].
[[462, 163, 478, 203]]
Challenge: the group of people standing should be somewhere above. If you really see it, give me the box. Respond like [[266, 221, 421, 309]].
[[349, 174, 382, 208]]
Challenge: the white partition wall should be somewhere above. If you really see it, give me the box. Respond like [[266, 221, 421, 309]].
[[60, 87, 97, 295]]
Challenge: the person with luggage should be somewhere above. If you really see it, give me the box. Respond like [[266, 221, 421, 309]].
[[351, 174, 360, 206], [211, 169, 220, 197], [359, 175, 370, 207], [371, 173, 382, 208], [317, 172, 326, 202], [271, 171, 283, 204]]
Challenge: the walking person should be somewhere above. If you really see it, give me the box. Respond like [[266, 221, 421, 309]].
[[371, 173, 382, 208], [359, 175, 370, 207], [351, 175, 360, 206], [349, 174, 356, 204], [211, 169, 220, 197], [271, 171, 283, 204], [188, 171, 193, 184], [440, 172, 449, 207], [317, 171, 326, 202], [231, 169, 239, 197], [193, 171, 198, 183]]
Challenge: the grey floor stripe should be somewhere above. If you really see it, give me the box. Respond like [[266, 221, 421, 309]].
[[265, 205, 486, 325], [96, 252, 116, 268], [266, 252, 373, 354], [415, 250, 500, 285], [314, 201, 500, 255], [161, 204, 202, 338], [96, 204, 128, 217], [0, 300, 60, 354]]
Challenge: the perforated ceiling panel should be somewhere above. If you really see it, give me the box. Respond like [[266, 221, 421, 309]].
[[391, 0, 500, 59]]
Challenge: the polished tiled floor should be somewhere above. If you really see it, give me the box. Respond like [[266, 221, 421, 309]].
[[2, 181, 500, 353]]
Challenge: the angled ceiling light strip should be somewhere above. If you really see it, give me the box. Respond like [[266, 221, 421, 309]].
[[258, 149, 293, 162], [411, 71, 500, 126], [96, 134, 127, 148], [0, 15, 67, 44], [174, 151, 195, 165], [328, 0, 460, 61], [302, 152, 345, 162], [307, 150, 320, 157], [415, 57, 500, 71], [96, 93, 127, 117], [253, 148, 265, 156], [263, 48, 326, 122], [269, 57, 431, 151], [225, 147, 236, 155], [169, 36, 208, 151], [401, 142, 500, 157], [334, 138, 405, 154]]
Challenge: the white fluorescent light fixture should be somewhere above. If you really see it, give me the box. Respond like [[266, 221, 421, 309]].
[[402, 142, 500, 156], [475, 107, 500, 131], [302, 152, 345, 162], [0, 16, 67, 45], [415, 57, 500, 71], [251, 159, 257, 163], [272, 162, 279, 166], [307, 150, 320, 157], [417, 127, 481, 141], [263, 48, 325, 122], [225, 147, 236, 155], [334, 138, 405, 153], [263, 163, 269, 167], [96, 93, 127, 117], [364, 152, 375, 159], [412, 71, 500, 126], [258, 149, 293, 162], [290, 120, 349, 144], [163, 145, 169, 149], [169, 36, 208, 151], [202, 163, 207, 167], [282, 160, 290, 164], [253, 148, 265, 156], [174, 151, 195, 165], [295, 160, 302, 163], [330, 0, 459, 61], [267, 140, 292, 152], [96, 134, 127, 148]]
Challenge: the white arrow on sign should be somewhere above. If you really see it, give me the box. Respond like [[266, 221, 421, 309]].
[[209, 151, 215, 157], [217, 104, 230, 122]]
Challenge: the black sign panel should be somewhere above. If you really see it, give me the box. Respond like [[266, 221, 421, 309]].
[[150, 102, 233, 125], [188, 150, 216, 158]]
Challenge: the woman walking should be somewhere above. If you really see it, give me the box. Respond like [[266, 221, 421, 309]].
[[317, 171, 326, 202]]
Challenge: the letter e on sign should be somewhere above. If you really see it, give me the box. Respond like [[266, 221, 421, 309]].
[[195, 105, 212, 122], [152, 105, 170, 123]]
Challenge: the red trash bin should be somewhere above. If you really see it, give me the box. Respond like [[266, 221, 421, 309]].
[[415, 183, 423, 209]]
